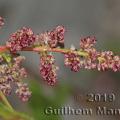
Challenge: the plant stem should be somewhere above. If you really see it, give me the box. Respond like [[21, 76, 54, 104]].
[[0, 91, 14, 111], [0, 45, 119, 62], [0, 46, 8, 52], [0, 45, 89, 57], [33, 46, 89, 56], [0, 102, 34, 120]]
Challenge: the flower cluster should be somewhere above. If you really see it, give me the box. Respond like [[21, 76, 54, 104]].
[[97, 51, 120, 71], [40, 53, 58, 85], [0, 16, 119, 98], [35, 26, 65, 48], [79, 36, 98, 69], [64, 36, 120, 72], [16, 83, 31, 102], [80, 36, 97, 49], [0, 54, 31, 101], [6, 27, 36, 52], [0, 17, 4, 28], [64, 52, 81, 72]]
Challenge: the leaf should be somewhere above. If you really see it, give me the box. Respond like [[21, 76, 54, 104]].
[[1, 53, 12, 63]]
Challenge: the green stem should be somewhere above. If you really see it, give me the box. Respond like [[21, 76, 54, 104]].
[[33, 46, 89, 57], [0, 91, 14, 111]]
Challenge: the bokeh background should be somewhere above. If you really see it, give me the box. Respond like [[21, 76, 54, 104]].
[[0, 0, 120, 120]]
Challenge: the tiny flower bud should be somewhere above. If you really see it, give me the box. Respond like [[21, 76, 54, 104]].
[[70, 44, 76, 51], [0, 17, 4, 28], [0, 82, 12, 95]]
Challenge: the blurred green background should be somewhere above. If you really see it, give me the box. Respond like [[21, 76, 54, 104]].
[[0, 0, 120, 120]]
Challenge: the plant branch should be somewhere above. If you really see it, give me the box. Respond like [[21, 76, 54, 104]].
[[0, 91, 14, 111], [0, 45, 89, 57], [0, 45, 119, 63]]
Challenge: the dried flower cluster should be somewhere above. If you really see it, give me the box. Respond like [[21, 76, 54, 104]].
[[0, 16, 119, 101]]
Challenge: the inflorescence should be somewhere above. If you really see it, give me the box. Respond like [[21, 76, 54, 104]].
[[0, 16, 119, 101]]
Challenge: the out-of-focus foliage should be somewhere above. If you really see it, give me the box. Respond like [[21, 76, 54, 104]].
[[29, 80, 71, 120], [0, 102, 33, 120]]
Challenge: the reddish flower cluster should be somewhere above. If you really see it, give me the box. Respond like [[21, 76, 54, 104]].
[[97, 51, 120, 71], [0, 17, 4, 28], [64, 36, 120, 72], [0, 19, 119, 95], [6, 27, 36, 52], [35, 26, 65, 48], [80, 36, 97, 49], [40, 54, 58, 85], [0, 54, 31, 101], [79, 36, 98, 69]]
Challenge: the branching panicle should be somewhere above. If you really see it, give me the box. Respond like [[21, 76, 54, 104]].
[[0, 16, 119, 102]]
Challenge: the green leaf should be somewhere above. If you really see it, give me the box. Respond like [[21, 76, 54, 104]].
[[1, 53, 12, 63]]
